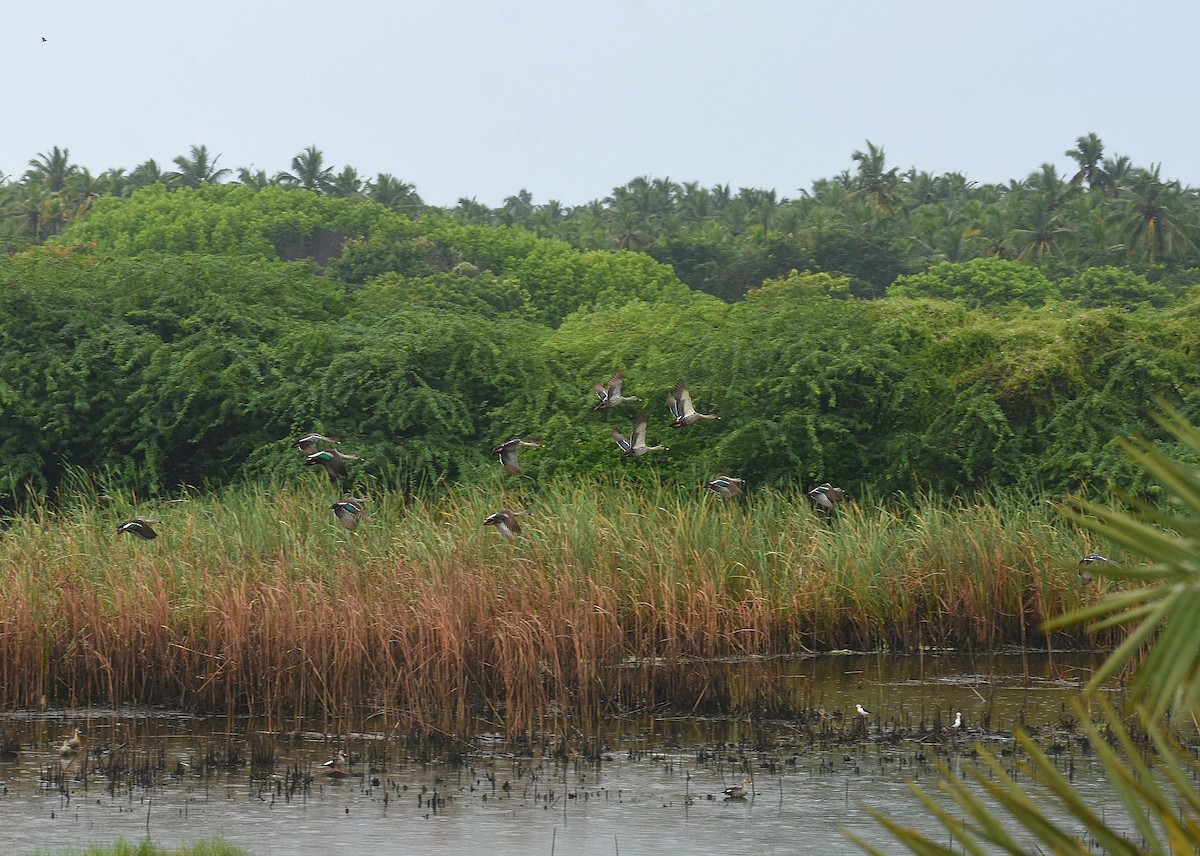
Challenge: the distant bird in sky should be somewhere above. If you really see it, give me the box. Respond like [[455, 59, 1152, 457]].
[[723, 779, 751, 800], [117, 517, 159, 540], [613, 413, 667, 458], [666, 380, 719, 428], [42, 37, 47, 42], [483, 509, 525, 540], [593, 371, 640, 410], [306, 449, 359, 483], [492, 437, 541, 475], [331, 497, 370, 531], [808, 483, 844, 511], [293, 432, 340, 454], [323, 750, 348, 778], [1078, 553, 1110, 584], [705, 476, 744, 498]]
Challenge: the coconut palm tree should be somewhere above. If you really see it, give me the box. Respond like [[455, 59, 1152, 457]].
[[326, 165, 363, 199], [276, 145, 334, 193], [170, 144, 230, 188], [24, 146, 77, 192], [1065, 132, 1112, 192], [368, 173, 422, 214], [1119, 164, 1197, 264]]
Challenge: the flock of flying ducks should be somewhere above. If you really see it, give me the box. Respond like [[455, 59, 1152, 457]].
[[480, 372, 845, 539], [109, 372, 848, 543]]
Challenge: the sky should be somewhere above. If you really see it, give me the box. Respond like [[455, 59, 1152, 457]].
[[5, 1, 1199, 209]]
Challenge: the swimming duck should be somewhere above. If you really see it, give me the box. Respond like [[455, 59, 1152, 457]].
[[331, 497, 371, 531], [323, 750, 348, 778], [293, 432, 340, 454], [723, 779, 751, 800], [613, 413, 667, 458], [593, 371, 641, 410], [492, 437, 542, 475], [1078, 554, 1110, 584], [306, 449, 360, 483], [808, 483, 844, 511], [59, 728, 83, 757], [116, 518, 159, 540], [666, 380, 719, 428], [484, 509, 525, 540], [705, 476, 744, 498]]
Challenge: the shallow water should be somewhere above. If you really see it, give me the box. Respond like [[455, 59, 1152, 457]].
[[0, 652, 1133, 855]]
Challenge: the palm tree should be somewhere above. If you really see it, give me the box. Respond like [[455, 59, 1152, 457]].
[[367, 173, 422, 214], [326, 165, 363, 199], [170, 144, 230, 188], [129, 159, 167, 190], [453, 197, 494, 225], [234, 166, 273, 189], [1120, 164, 1197, 264], [276, 145, 334, 193], [1064, 132, 1112, 192], [24, 146, 77, 192], [849, 140, 902, 216]]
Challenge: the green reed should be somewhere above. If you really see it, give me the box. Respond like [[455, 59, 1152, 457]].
[[0, 475, 1115, 737]]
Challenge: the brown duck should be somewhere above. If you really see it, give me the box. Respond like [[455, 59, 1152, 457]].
[[492, 438, 542, 475], [613, 413, 667, 458]]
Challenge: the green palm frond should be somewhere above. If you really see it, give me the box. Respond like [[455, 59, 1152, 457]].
[[855, 402, 1200, 854], [848, 700, 1200, 855], [1047, 401, 1200, 723]]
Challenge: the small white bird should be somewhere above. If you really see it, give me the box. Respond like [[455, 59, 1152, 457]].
[[855, 703, 870, 717], [952, 711, 962, 729]]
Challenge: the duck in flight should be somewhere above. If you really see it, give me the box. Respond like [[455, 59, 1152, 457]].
[[117, 517, 159, 540], [484, 509, 525, 540], [331, 496, 370, 531], [705, 476, 744, 498], [306, 449, 359, 483], [492, 437, 542, 475], [613, 413, 667, 458], [593, 371, 641, 411], [666, 380, 719, 428], [808, 483, 844, 511]]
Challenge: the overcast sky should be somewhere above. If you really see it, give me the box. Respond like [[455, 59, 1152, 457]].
[[5, 1, 1198, 209]]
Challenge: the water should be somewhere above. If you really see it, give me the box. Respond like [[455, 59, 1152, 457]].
[[0, 652, 1129, 855]]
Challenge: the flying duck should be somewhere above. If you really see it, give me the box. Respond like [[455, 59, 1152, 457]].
[[484, 509, 525, 540], [593, 371, 641, 410], [116, 518, 159, 540], [306, 449, 360, 483], [492, 437, 542, 475], [705, 476, 744, 498], [666, 380, 719, 428], [293, 432, 340, 454], [1078, 553, 1110, 584], [613, 413, 667, 458], [331, 497, 371, 531], [808, 483, 844, 511]]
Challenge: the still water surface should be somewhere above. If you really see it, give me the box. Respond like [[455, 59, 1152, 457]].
[[0, 651, 1126, 855]]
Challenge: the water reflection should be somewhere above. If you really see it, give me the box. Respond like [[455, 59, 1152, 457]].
[[0, 652, 1124, 855]]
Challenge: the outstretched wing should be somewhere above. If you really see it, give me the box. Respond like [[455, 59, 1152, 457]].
[[612, 428, 631, 453], [630, 414, 648, 449]]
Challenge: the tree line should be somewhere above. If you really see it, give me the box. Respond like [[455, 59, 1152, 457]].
[[1, 182, 1197, 507], [3, 135, 1199, 302]]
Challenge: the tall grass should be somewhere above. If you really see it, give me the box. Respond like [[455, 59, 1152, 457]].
[[0, 476, 1113, 738]]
